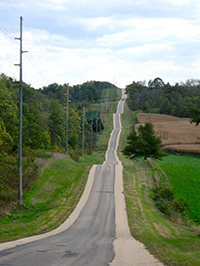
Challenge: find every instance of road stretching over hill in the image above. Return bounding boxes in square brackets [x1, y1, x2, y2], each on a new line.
[0, 90, 163, 266]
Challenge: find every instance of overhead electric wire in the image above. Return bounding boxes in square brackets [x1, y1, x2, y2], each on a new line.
[6, 0, 20, 17]
[3, 1, 52, 87]
[0, 23, 19, 45]
[24, 53, 50, 85]
[0, 20, 49, 86]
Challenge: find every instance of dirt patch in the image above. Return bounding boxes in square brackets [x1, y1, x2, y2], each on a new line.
[35, 152, 69, 174]
[153, 223, 170, 238]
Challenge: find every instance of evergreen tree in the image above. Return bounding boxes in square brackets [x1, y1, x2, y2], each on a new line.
[124, 122, 166, 161]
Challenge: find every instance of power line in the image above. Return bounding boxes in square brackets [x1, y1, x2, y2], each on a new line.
[0, 23, 19, 45]
[6, 0, 20, 17]
[22, 21, 54, 86]
[0, 23, 49, 86]
[3, 1, 50, 87]
[22, 19, 50, 86]
[0, 54, 14, 65]
[23, 21, 44, 53]
[24, 53, 50, 85]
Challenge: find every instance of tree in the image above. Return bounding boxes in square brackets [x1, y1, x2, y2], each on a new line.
[0, 119, 13, 148]
[123, 122, 166, 161]
[189, 96, 200, 125]
[48, 100, 65, 146]
[148, 77, 165, 88]
[0, 76, 18, 148]
[68, 108, 81, 149]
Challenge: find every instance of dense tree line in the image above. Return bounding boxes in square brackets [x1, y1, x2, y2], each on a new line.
[0, 74, 115, 157]
[39, 80, 117, 104]
[125, 77, 200, 119]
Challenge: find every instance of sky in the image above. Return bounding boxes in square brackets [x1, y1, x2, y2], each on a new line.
[1, 0, 200, 89]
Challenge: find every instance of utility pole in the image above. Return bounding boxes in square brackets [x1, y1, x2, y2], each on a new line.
[82, 107, 85, 156]
[65, 84, 69, 154]
[90, 117, 92, 155]
[14, 16, 27, 206]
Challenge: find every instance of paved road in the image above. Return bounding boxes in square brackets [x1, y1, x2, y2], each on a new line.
[0, 93, 125, 266]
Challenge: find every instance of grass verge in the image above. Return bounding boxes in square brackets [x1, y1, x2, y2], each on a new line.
[119, 103, 200, 266]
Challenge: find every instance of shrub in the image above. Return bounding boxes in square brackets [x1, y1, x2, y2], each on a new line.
[153, 184, 189, 223]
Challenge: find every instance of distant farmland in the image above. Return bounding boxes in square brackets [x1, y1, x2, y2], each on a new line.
[136, 113, 200, 155]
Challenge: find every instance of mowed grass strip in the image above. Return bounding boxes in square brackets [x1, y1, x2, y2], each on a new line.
[119, 105, 200, 265]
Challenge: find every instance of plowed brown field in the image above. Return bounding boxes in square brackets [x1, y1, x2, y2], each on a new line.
[135, 113, 200, 155]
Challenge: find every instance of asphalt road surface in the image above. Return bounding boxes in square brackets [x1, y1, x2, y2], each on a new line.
[0, 94, 125, 266]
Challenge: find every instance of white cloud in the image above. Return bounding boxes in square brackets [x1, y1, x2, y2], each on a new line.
[1, 0, 200, 88]
[163, 0, 191, 6]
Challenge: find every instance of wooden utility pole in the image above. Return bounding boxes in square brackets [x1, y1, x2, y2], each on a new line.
[15, 16, 27, 206]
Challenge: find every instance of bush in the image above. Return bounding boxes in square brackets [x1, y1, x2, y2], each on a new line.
[153, 184, 189, 223]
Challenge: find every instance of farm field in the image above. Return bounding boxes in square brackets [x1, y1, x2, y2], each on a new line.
[158, 154, 200, 224]
[136, 113, 200, 155]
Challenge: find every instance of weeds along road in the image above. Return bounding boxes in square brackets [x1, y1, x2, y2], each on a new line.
[0, 90, 162, 266]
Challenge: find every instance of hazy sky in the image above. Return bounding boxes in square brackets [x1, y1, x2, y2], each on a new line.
[1, 0, 200, 88]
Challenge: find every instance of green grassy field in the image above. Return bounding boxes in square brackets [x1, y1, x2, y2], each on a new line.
[159, 154, 200, 224]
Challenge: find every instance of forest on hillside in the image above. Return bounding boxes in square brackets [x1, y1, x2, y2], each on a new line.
[125, 77, 200, 123]
[0, 73, 117, 155]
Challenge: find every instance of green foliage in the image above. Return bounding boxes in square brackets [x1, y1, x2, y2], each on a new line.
[40, 80, 117, 104]
[189, 96, 200, 125]
[148, 77, 165, 88]
[153, 184, 189, 221]
[124, 122, 166, 160]
[0, 75, 18, 147]
[86, 110, 104, 133]
[125, 78, 200, 118]
[68, 108, 81, 148]
[0, 120, 13, 148]
[48, 100, 65, 146]
[0, 150, 40, 217]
